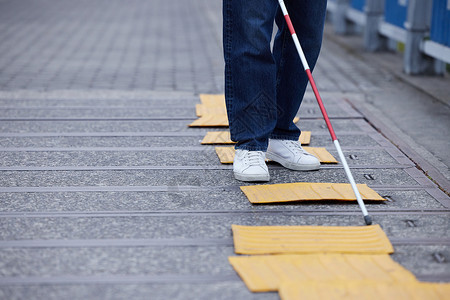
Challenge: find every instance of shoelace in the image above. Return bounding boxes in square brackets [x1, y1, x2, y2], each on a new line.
[285, 140, 306, 155]
[244, 151, 265, 166]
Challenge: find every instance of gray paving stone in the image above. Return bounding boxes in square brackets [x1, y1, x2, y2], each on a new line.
[0, 101, 360, 119]
[310, 134, 381, 147]
[0, 148, 410, 167]
[0, 120, 201, 134]
[326, 149, 413, 166]
[0, 168, 423, 187]
[264, 168, 422, 187]
[0, 245, 447, 279]
[0, 89, 284, 103]
[0, 246, 234, 277]
[1, 214, 448, 240]
[0, 282, 278, 300]
[391, 245, 450, 279]
[0, 189, 446, 212]
[0, 119, 370, 134]
[0, 107, 198, 119]
[0, 133, 382, 148]
[0, 0, 223, 93]
[0, 150, 220, 167]
[0, 136, 205, 148]
[0, 98, 199, 108]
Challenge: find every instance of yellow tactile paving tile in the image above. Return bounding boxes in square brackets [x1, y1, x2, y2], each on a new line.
[201, 131, 311, 145]
[231, 224, 394, 255]
[191, 115, 300, 127]
[240, 182, 385, 203]
[199, 93, 226, 107]
[195, 94, 300, 124]
[215, 147, 236, 164]
[305, 147, 337, 163]
[201, 131, 232, 144]
[299, 130, 311, 144]
[202, 131, 233, 144]
[279, 281, 450, 300]
[228, 254, 417, 292]
[214, 146, 336, 164]
[189, 115, 229, 127]
[195, 104, 227, 117]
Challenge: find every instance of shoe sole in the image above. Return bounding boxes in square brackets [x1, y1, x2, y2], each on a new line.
[234, 172, 270, 182]
[266, 152, 320, 171]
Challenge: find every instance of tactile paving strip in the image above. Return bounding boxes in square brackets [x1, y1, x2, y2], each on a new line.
[190, 116, 300, 127]
[214, 147, 235, 163]
[215, 146, 337, 164]
[232, 224, 394, 255]
[196, 104, 227, 117]
[199, 94, 226, 106]
[240, 182, 386, 203]
[201, 131, 234, 144]
[201, 131, 311, 145]
[228, 254, 416, 292]
[193, 94, 300, 126]
[279, 281, 450, 300]
[189, 115, 229, 127]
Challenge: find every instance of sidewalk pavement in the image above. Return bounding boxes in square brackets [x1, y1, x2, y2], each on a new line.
[0, 0, 449, 299]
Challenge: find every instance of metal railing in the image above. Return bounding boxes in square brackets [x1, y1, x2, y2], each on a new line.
[327, 0, 449, 75]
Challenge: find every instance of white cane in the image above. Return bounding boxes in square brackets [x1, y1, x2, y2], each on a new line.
[278, 0, 372, 225]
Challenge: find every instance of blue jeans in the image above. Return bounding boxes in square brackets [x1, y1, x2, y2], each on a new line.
[223, 0, 327, 151]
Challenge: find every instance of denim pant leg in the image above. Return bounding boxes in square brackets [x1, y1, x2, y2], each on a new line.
[223, 0, 279, 151]
[271, 0, 328, 141]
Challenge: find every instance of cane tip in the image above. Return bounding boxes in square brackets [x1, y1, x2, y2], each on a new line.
[364, 215, 373, 225]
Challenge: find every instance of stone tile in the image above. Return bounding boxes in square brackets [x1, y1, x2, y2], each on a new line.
[0, 148, 411, 167]
[0, 282, 277, 300]
[0, 119, 370, 134]
[1, 214, 448, 240]
[0, 189, 446, 212]
[0, 244, 447, 280]
[0, 168, 424, 187]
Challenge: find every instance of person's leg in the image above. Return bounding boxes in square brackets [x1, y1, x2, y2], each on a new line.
[271, 0, 328, 140]
[266, 0, 327, 171]
[223, 0, 278, 151]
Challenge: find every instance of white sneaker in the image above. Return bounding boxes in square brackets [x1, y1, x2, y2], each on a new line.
[233, 150, 270, 182]
[266, 139, 320, 171]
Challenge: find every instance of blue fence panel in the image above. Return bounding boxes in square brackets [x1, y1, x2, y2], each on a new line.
[430, 0, 450, 46]
[384, 0, 408, 28]
[351, 0, 365, 11]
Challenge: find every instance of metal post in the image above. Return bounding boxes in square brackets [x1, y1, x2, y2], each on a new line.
[333, 0, 351, 34]
[364, 0, 386, 51]
[404, 0, 439, 74]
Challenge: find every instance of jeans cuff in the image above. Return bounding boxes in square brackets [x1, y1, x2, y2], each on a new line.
[269, 134, 300, 141]
[235, 145, 267, 151]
